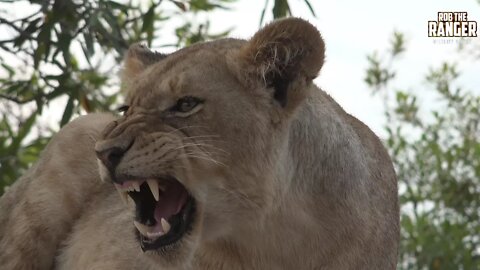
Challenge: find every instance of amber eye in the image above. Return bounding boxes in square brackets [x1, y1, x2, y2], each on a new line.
[171, 96, 203, 113]
[117, 105, 130, 115]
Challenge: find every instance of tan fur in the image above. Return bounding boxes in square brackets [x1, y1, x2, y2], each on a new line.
[0, 18, 399, 269]
[0, 114, 116, 269]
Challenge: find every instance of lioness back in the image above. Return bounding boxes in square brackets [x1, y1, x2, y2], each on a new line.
[0, 113, 115, 269]
[0, 18, 399, 270]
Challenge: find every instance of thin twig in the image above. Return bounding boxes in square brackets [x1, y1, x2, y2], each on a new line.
[0, 93, 35, 104]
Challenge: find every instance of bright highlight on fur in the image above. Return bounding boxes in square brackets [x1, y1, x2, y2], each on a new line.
[0, 18, 399, 269]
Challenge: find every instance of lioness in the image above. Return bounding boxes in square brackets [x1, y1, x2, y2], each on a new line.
[0, 18, 399, 269]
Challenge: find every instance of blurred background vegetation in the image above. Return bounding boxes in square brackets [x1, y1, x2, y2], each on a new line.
[0, 0, 478, 269]
[365, 33, 480, 269]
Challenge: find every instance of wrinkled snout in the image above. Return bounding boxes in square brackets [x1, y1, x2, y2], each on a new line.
[95, 146, 126, 173]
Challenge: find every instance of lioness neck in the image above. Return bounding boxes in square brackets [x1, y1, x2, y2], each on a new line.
[196, 87, 374, 269]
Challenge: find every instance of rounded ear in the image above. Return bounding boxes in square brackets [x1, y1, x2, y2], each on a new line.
[237, 18, 325, 108]
[121, 43, 167, 98]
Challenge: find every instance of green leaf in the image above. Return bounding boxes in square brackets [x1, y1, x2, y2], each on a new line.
[58, 32, 72, 65]
[272, 0, 290, 19]
[106, 1, 129, 13]
[171, 0, 188, 12]
[24, 17, 42, 34]
[142, 4, 155, 46]
[83, 32, 95, 58]
[0, 115, 14, 140]
[303, 0, 316, 17]
[1, 62, 16, 78]
[8, 112, 37, 153]
[60, 96, 75, 127]
[189, 0, 232, 11]
[33, 43, 46, 69]
[390, 31, 405, 57]
[259, 0, 269, 26]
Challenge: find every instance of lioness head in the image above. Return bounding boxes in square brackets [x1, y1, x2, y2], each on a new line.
[95, 18, 324, 267]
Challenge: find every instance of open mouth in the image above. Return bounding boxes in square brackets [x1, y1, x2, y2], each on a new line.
[114, 176, 196, 251]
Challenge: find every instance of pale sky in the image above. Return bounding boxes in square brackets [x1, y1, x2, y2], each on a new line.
[201, 0, 480, 136]
[2, 0, 480, 137]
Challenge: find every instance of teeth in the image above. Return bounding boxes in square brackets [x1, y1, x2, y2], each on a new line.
[146, 179, 160, 201]
[115, 185, 128, 205]
[133, 221, 150, 236]
[132, 182, 140, 192]
[134, 219, 166, 239]
[161, 218, 171, 233]
[146, 231, 164, 239]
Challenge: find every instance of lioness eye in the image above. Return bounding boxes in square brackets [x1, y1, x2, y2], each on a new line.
[117, 105, 130, 115]
[172, 96, 203, 113]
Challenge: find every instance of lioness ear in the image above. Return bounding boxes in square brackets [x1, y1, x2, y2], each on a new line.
[238, 18, 325, 108]
[121, 43, 166, 92]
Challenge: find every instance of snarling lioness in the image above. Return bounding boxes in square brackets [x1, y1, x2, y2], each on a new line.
[0, 18, 399, 269]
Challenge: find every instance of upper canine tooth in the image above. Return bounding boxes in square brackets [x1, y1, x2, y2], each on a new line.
[133, 221, 150, 236]
[115, 185, 128, 205]
[146, 179, 160, 201]
[161, 218, 171, 233]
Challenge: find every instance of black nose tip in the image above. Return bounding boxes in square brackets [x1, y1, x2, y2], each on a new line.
[96, 147, 125, 171]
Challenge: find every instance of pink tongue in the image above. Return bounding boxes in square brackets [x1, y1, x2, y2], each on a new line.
[154, 180, 188, 222]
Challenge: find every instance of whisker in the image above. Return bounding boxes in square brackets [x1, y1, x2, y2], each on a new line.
[175, 142, 230, 155]
[176, 153, 228, 168]
[87, 133, 98, 144]
[166, 125, 210, 135]
[183, 134, 222, 140]
[217, 186, 263, 210]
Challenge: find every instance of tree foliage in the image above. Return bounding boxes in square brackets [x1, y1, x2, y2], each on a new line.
[365, 33, 480, 269]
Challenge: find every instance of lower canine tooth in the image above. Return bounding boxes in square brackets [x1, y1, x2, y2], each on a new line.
[133, 221, 150, 236]
[161, 218, 171, 233]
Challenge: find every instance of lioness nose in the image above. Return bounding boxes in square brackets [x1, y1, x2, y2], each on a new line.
[96, 147, 125, 171]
